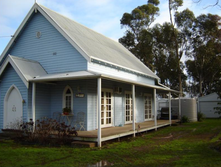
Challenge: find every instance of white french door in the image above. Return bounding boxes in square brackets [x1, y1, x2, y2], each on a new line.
[101, 89, 113, 127]
[125, 92, 133, 123]
[144, 94, 152, 120]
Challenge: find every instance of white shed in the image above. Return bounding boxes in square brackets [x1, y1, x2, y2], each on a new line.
[198, 93, 221, 118]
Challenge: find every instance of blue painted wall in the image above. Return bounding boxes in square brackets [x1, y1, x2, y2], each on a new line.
[0, 9, 156, 132]
[50, 80, 88, 129]
[7, 12, 87, 74]
[86, 79, 154, 130]
[35, 83, 51, 120]
[0, 64, 28, 130]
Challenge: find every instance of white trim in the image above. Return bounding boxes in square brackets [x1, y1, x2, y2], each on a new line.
[125, 91, 133, 124]
[132, 84, 136, 137]
[4, 85, 23, 128]
[97, 78, 102, 147]
[101, 88, 114, 128]
[153, 89, 157, 128]
[144, 93, 153, 121]
[0, 4, 38, 62]
[100, 74, 180, 94]
[62, 85, 74, 112]
[179, 94, 181, 120]
[0, 55, 29, 88]
[91, 56, 159, 80]
[32, 83, 36, 125]
[36, 5, 91, 62]
[0, 3, 90, 63]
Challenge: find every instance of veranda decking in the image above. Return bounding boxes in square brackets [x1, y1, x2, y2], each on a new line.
[73, 119, 179, 142]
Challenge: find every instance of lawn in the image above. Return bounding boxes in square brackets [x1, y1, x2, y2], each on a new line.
[0, 119, 221, 167]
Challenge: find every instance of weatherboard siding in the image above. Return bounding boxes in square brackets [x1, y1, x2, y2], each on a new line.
[8, 12, 87, 74]
[35, 83, 51, 120]
[0, 65, 28, 130]
[85, 79, 155, 130]
[87, 80, 97, 131]
[50, 80, 88, 129]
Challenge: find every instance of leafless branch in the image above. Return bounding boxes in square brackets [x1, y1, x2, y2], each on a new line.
[193, 0, 221, 9]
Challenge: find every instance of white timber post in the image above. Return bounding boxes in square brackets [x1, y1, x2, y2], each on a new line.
[153, 89, 157, 130]
[32, 82, 36, 131]
[179, 94, 181, 121]
[169, 92, 172, 125]
[97, 78, 102, 147]
[132, 84, 136, 137]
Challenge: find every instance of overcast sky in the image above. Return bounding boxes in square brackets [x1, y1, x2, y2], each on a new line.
[0, 0, 220, 56]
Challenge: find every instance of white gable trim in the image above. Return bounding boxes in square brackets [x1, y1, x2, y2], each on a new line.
[0, 3, 90, 63]
[0, 55, 29, 88]
[0, 4, 37, 62]
[37, 5, 91, 62]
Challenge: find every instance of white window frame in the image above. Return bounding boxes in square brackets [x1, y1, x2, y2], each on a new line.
[101, 88, 113, 128]
[62, 85, 73, 113]
[125, 91, 133, 124]
[144, 93, 153, 121]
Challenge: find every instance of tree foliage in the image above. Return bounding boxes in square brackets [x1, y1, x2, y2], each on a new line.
[185, 14, 221, 96]
[119, 0, 160, 70]
[119, 0, 221, 97]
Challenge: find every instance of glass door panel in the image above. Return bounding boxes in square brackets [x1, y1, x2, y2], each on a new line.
[101, 89, 113, 127]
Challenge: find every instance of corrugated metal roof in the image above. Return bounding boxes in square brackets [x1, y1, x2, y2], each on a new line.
[10, 55, 47, 80]
[0, 55, 47, 88]
[31, 70, 179, 94]
[38, 4, 159, 79]
[32, 71, 100, 81]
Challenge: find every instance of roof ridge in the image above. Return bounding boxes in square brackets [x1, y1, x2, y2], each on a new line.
[37, 4, 121, 45]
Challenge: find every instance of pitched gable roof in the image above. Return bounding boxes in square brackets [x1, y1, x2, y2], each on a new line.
[0, 3, 159, 80]
[0, 55, 47, 88]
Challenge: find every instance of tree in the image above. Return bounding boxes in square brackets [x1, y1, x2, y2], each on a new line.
[185, 14, 221, 96]
[193, 0, 221, 8]
[119, 0, 160, 71]
[120, 0, 192, 93]
[214, 77, 221, 116]
[151, 22, 187, 91]
[168, 0, 184, 93]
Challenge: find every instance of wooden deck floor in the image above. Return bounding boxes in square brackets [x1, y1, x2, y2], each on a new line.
[73, 119, 178, 142]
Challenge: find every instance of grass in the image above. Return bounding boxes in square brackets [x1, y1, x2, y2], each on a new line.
[0, 119, 221, 167]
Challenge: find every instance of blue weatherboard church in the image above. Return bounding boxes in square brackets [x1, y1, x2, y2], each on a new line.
[0, 3, 179, 146]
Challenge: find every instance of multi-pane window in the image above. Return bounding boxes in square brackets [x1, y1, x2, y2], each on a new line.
[101, 90, 112, 127]
[125, 92, 133, 123]
[63, 86, 73, 111]
[65, 88, 72, 109]
[144, 95, 152, 120]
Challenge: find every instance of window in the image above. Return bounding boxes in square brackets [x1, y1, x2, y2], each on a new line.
[125, 92, 133, 123]
[63, 86, 73, 111]
[144, 94, 152, 120]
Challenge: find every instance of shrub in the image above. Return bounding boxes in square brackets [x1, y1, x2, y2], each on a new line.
[197, 112, 205, 122]
[8, 117, 78, 145]
[181, 115, 189, 123]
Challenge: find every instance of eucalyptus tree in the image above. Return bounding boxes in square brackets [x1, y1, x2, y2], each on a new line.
[119, 0, 160, 71]
[193, 0, 221, 8]
[168, 0, 186, 93]
[185, 13, 221, 96]
[151, 22, 187, 90]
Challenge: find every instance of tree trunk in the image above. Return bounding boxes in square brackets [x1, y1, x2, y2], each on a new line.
[168, 0, 183, 94]
[199, 74, 203, 96]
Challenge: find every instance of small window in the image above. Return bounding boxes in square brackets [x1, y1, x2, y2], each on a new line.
[63, 86, 73, 111]
[36, 31, 41, 38]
